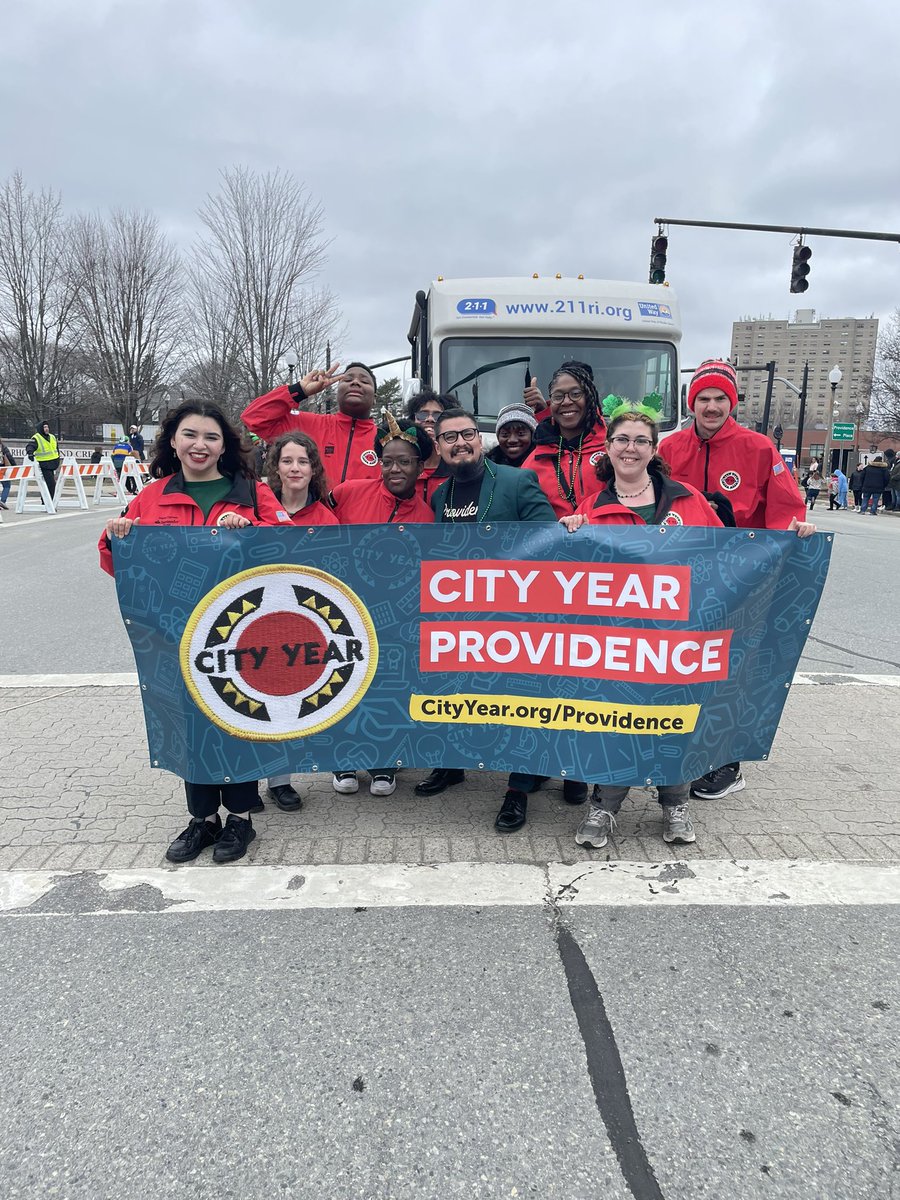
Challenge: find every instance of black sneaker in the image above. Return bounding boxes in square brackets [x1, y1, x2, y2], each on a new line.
[166, 814, 222, 863]
[691, 764, 746, 800]
[212, 815, 257, 863]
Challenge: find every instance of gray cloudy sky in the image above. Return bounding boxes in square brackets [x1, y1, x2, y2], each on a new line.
[3, 0, 897, 381]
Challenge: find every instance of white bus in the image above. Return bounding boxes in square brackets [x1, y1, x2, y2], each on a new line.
[407, 276, 683, 435]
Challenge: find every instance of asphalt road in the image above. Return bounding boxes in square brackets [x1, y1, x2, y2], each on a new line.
[2, 503, 898, 678]
[0, 903, 896, 1200]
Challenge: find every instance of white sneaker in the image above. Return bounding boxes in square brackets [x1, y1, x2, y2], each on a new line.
[332, 771, 359, 794]
[369, 772, 397, 796]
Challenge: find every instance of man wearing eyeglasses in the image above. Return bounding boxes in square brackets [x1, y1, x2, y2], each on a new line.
[416, 409, 572, 819]
[428, 408, 555, 524]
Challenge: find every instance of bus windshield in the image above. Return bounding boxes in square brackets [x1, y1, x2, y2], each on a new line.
[440, 337, 678, 431]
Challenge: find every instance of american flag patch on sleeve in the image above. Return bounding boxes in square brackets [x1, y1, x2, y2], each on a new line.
[773, 462, 784, 475]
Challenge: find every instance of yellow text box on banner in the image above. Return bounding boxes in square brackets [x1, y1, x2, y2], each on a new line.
[409, 693, 700, 735]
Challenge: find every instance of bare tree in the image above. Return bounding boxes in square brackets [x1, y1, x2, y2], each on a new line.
[290, 286, 346, 377]
[872, 309, 900, 430]
[180, 266, 245, 416]
[0, 172, 81, 425]
[72, 208, 182, 428]
[193, 167, 330, 398]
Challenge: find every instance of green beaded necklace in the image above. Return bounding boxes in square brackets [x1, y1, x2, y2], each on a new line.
[446, 460, 497, 523]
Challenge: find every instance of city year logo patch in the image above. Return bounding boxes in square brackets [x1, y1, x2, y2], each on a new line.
[589, 451, 605, 466]
[180, 566, 378, 740]
[660, 511, 684, 526]
[719, 470, 741, 492]
[360, 448, 379, 467]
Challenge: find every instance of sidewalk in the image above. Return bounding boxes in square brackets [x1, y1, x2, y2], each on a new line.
[1, 682, 897, 872]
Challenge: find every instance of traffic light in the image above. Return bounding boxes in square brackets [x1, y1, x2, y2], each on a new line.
[649, 234, 668, 284]
[790, 244, 812, 293]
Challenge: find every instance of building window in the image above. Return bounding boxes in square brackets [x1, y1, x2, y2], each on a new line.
[809, 443, 824, 461]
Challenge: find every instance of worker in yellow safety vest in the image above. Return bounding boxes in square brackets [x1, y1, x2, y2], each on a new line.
[26, 421, 61, 499]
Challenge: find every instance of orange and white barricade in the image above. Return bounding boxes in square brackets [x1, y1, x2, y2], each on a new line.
[53, 455, 91, 510]
[88, 456, 129, 507]
[120, 456, 149, 495]
[0, 461, 57, 515]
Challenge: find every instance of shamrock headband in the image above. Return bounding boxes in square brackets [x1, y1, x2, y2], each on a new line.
[378, 409, 419, 448]
[601, 393, 664, 424]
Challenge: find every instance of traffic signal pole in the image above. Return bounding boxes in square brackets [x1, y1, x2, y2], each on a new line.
[652, 218, 900, 244]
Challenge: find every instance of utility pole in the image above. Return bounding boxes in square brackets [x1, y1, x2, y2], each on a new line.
[794, 362, 810, 465]
[759, 361, 777, 438]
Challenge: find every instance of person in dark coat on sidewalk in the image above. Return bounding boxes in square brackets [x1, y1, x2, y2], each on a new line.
[860, 456, 890, 516]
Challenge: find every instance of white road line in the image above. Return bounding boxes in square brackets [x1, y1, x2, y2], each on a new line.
[3, 671, 900, 690]
[0, 860, 896, 915]
[0, 508, 110, 529]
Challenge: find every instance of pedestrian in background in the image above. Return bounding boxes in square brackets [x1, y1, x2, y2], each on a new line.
[803, 469, 822, 509]
[860, 456, 890, 516]
[889, 457, 900, 512]
[849, 465, 864, 511]
[0, 436, 14, 509]
[406, 389, 456, 504]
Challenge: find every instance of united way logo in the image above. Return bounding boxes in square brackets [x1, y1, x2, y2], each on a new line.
[180, 566, 378, 740]
[720, 470, 741, 492]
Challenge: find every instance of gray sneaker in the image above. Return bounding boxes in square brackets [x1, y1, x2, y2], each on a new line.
[662, 803, 696, 844]
[575, 805, 616, 849]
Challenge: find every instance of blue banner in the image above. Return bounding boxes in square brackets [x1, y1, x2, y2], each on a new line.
[112, 524, 830, 785]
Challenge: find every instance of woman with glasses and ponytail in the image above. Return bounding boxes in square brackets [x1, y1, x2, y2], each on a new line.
[521, 360, 607, 517]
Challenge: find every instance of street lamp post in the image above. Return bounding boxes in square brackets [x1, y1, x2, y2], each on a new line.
[853, 401, 866, 461]
[827, 365, 843, 474]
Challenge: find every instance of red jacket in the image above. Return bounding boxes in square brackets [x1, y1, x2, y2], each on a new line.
[574, 472, 723, 528]
[521, 419, 607, 517]
[241, 384, 379, 489]
[662, 419, 804, 530]
[331, 479, 435, 524]
[418, 461, 451, 506]
[283, 498, 339, 526]
[98, 472, 289, 575]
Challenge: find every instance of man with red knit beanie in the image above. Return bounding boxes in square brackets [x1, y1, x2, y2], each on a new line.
[664, 357, 814, 800]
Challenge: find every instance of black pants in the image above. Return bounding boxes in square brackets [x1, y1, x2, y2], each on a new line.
[38, 461, 57, 498]
[184, 780, 259, 818]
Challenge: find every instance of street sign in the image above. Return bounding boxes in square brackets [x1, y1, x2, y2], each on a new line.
[831, 423, 854, 441]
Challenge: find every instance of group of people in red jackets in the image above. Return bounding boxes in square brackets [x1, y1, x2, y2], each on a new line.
[100, 355, 815, 866]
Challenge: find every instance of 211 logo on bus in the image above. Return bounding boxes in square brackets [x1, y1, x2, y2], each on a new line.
[456, 298, 496, 315]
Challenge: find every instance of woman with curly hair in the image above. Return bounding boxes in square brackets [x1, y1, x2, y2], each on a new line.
[99, 401, 289, 866]
[265, 431, 338, 526]
[521, 360, 607, 516]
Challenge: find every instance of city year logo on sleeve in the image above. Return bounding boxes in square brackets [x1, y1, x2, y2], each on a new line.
[180, 566, 378, 740]
[660, 510, 684, 526]
[360, 448, 379, 467]
[719, 470, 741, 492]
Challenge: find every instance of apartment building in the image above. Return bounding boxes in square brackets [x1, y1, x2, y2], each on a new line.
[729, 311, 878, 432]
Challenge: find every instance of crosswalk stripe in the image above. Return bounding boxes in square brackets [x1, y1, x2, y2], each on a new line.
[0, 860, 896, 915]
